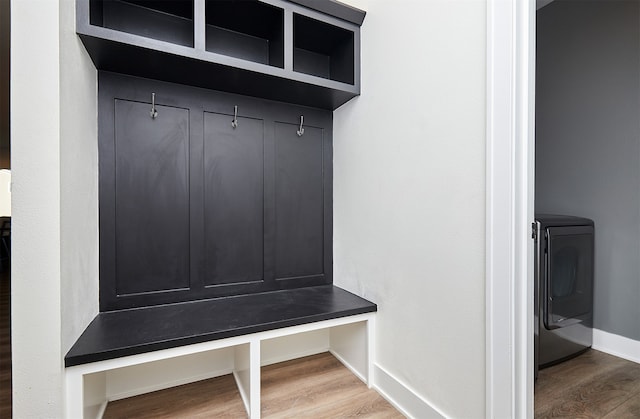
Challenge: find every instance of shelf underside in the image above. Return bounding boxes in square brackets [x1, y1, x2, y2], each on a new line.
[80, 34, 357, 110]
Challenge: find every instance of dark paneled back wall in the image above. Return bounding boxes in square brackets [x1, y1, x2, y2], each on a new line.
[99, 72, 333, 311]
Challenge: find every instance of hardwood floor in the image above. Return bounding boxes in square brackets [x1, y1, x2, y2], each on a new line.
[103, 373, 247, 418]
[535, 349, 640, 418]
[0, 267, 10, 419]
[260, 353, 401, 418]
[104, 352, 403, 418]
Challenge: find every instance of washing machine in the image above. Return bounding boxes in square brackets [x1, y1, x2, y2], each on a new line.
[534, 215, 594, 376]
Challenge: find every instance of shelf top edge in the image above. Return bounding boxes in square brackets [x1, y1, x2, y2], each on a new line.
[286, 0, 366, 25]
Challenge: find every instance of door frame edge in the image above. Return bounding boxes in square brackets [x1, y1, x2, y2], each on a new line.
[485, 0, 535, 417]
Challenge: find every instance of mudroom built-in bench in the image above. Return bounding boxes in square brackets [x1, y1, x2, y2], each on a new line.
[65, 1, 374, 417]
[65, 286, 376, 418]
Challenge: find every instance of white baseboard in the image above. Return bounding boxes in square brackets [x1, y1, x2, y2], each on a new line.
[372, 364, 446, 419]
[592, 329, 640, 364]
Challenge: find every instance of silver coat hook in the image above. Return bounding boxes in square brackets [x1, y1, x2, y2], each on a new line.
[232, 105, 238, 129]
[296, 115, 305, 137]
[150, 93, 158, 119]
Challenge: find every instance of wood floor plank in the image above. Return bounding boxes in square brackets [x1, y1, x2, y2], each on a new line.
[103, 352, 403, 418]
[103, 374, 247, 419]
[261, 352, 345, 387]
[603, 391, 640, 419]
[535, 349, 640, 419]
[261, 353, 364, 416]
[266, 384, 403, 419]
[535, 349, 629, 403]
[260, 352, 403, 418]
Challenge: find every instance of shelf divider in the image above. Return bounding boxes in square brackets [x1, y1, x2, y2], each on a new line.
[284, 9, 294, 72]
[194, 0, 206, 51]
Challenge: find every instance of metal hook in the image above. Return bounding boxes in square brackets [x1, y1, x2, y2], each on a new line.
[296, 115, 305, 137]
[232, 105, 238, 129]
[150, 93, 158, 119]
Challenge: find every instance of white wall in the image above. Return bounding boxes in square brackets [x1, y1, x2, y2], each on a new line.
[11, 0, 63, 415]
[334, 0, 487, 417]
[11, 0, 98, 416]
[59, 0, 99, 354]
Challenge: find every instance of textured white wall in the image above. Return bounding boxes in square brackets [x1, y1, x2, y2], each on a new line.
[11, 0, 63, 416]
[59, 0, 99, 354]
[333, 1, 487, 417]
[11, 0, 98, 416]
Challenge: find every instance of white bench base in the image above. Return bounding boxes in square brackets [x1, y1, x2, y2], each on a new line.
[65, 313, 375, 419]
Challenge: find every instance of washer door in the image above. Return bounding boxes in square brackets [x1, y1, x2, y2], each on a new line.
[544, 225, 594, 330]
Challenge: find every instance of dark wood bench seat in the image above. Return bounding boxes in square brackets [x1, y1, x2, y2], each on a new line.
[65, 285, 377, 367]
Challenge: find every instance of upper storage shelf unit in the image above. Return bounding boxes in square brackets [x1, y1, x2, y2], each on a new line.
[78, 0, 365, 110]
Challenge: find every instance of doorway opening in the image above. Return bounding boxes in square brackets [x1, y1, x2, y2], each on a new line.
[534, 1, 640, 416]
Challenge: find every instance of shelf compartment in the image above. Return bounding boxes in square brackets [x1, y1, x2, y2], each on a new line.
[90, 0, 194, 47]
[293, 13, 354, 84]
[205, 0, 284, 68]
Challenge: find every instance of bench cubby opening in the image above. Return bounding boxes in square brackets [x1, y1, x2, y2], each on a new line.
[71, 340, 254, 419]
